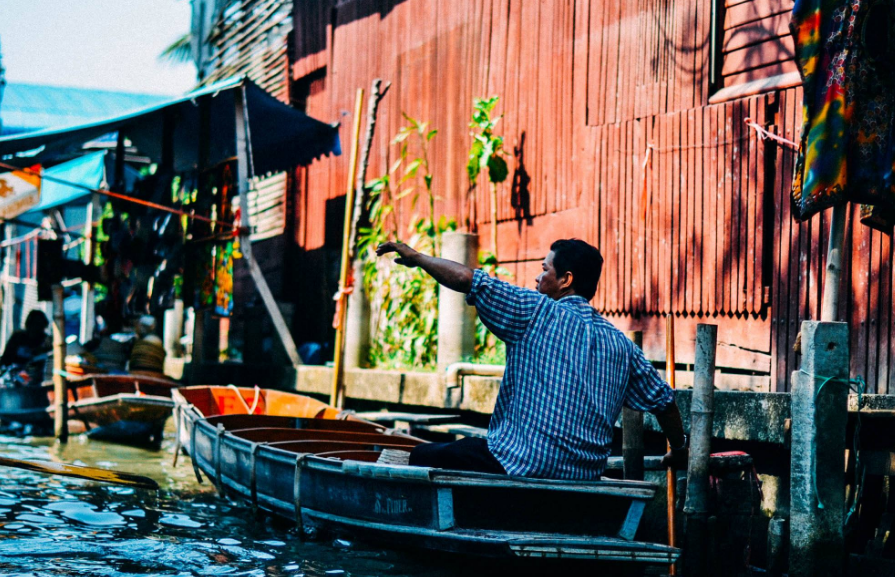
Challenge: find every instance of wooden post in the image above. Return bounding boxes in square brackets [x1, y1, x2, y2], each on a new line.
[683, 323, 717, 577]
[234, 84, 303, 369]
[820, 203, 847, 322]
[666, 314, 677, 575]
[330, 88, 365, 408]
[79, 197, 96, 344]
[52, 284, 67, 442]
[622, 330, 645, 481]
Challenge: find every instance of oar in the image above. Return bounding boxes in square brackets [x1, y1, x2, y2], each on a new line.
[0, 456, 159, 490]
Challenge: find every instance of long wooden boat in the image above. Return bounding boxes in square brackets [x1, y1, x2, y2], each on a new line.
[174, 385, 680, 564]
[47, 373, 179, 444]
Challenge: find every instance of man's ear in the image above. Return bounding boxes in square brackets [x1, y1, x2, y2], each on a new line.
[560, 270, 574, 290]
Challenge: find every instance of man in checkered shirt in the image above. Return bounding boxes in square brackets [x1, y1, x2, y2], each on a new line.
[377, 238, 687, 479]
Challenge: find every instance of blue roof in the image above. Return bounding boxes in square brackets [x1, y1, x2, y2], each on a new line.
[1, 83, 170, 136]
[0, 76, 341, 175]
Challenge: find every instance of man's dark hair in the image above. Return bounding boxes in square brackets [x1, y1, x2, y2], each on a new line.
[550, 239, 604, 300]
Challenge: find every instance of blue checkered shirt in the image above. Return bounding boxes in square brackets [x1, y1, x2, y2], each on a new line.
[466, 269, 675, 480]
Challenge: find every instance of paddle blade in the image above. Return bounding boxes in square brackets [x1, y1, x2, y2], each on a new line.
[0, 456, 159, 490]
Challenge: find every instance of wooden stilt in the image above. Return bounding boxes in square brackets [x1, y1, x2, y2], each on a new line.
[52, 284, 67, 442]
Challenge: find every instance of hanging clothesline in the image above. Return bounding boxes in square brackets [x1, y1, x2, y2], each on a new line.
[0, 160, 239, 231]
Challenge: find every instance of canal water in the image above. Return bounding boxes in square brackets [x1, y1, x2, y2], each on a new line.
[0, 430, 465, 577]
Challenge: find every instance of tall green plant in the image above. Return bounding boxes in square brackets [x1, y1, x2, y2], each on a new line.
[467, 97, 509, 262]
[358, 114, 456, 369]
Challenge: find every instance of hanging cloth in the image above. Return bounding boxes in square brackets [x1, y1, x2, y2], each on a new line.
[791, 0, 895, 232]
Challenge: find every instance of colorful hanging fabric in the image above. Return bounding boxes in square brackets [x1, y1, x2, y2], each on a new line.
[791, 0, 895, 232]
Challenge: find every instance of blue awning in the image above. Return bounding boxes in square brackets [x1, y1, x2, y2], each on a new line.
[26, 151, 106, 213]
[0, 76, 341, 175]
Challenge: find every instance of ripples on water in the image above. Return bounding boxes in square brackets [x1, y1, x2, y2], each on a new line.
[0, 432, 460, 577]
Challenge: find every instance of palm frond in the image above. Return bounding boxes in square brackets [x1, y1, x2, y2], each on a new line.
[159, 33, 192, 65]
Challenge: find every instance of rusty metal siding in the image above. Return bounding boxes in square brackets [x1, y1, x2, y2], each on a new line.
[289, 0, 893, 393]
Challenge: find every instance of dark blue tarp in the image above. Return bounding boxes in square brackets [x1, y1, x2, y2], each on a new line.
[0, 76, 341, 175]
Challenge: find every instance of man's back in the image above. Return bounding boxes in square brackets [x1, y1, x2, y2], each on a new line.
[467, 270, 674, 479]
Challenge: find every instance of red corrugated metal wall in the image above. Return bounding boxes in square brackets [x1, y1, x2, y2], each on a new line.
[289, 0, 893, 394]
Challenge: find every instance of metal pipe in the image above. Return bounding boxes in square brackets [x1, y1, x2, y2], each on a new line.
[444, 362, 504, 390]
[683, 323, 717, 577]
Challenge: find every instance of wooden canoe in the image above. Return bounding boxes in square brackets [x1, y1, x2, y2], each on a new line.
[173, 385, 680, 564]
[47, 373, 179, 444]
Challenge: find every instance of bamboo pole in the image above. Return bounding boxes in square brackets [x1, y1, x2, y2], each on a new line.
[666, 314, 677, 575]
[330, 88, 365, 408]
[52, 284, 68, 442]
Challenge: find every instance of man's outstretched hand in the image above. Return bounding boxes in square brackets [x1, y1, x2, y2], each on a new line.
[376, 241, 421, 267]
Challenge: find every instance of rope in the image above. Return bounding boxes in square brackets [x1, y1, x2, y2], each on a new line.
[799, 369, 866, 529]
[0, 160, 237, 229]
[744, 117, 799, 150]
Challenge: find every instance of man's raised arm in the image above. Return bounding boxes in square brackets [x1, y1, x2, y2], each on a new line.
[376, 241, 473, 293]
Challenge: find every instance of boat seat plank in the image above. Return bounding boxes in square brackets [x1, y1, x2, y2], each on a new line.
[266, 440, 414, 454]
[355, 411, 460, 424]
[227, 427, 423, 446]
[205, 414, 384, 433]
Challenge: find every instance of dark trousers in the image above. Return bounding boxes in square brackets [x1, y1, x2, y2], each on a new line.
[409, 437, 506, 474]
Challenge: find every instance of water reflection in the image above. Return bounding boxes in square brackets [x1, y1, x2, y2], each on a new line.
[0, 430, 458, 577]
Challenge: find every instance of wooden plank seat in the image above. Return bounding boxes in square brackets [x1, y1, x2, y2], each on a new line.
[265, 440, 415, 454]
[204, 414, 384, 433]
[226, 427, 424, 446]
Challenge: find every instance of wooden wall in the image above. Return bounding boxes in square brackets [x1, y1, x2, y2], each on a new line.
[289, 0, 893, 394]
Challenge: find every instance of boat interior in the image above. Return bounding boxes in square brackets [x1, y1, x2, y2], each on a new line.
[178, 386, 339, 419]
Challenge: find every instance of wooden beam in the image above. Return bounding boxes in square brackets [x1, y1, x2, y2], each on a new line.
[235, 85, 303, 369]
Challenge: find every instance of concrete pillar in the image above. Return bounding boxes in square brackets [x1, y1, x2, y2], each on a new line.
[344, 260, 370, 368]
[437, 232, 478, 372]
[790, 321, 849, 577]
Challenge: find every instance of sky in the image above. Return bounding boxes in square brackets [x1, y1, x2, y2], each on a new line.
[1, 0, 197, 96]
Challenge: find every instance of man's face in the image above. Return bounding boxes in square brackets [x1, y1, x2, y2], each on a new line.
[536, 251, 568, 300]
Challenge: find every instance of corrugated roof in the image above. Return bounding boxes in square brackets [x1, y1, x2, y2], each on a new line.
[0, 83, 170, 135]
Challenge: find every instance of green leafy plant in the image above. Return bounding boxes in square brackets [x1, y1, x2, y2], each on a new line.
[358, 114, 456, 369]
[467, 97, 509, 262]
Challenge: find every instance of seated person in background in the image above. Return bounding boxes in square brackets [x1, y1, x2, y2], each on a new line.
[0, 310, 50, 368]
[129, 315, 166, 375]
